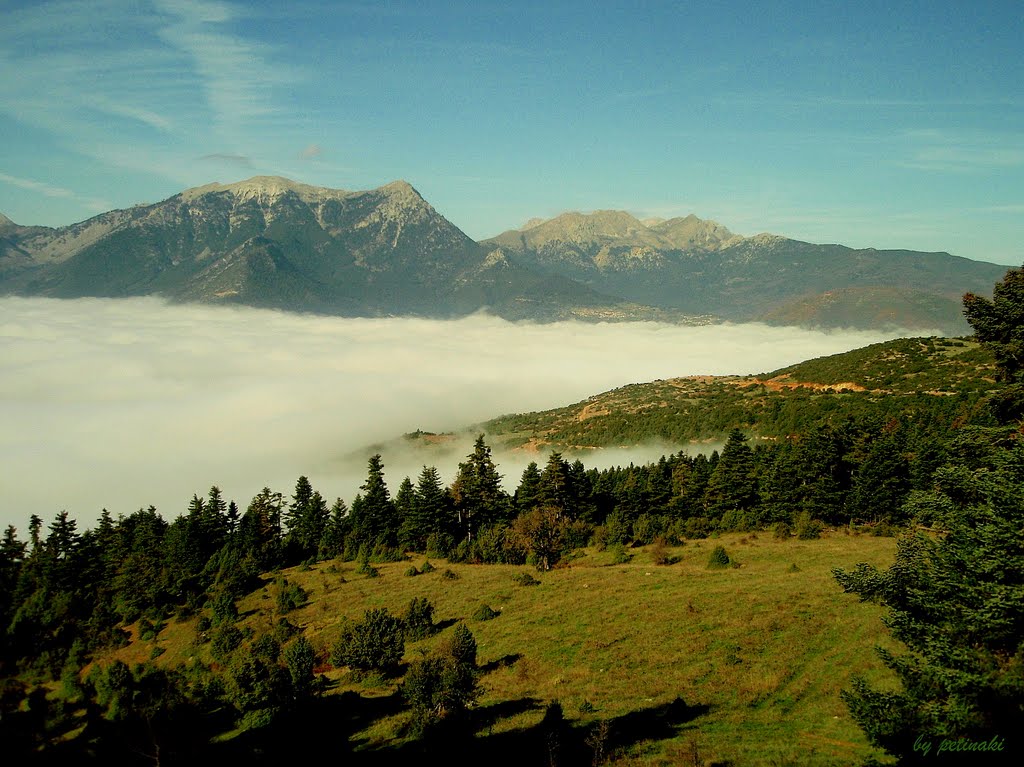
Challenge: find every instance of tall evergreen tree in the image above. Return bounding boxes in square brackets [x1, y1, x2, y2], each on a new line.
[703, 429, 758, 527]
[451, 436, 509, 541]
[351, 455, 397, 546]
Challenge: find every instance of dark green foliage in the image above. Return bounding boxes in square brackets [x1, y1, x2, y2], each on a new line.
[350, 455, 398, 547]
[513, 571, 540, 587]
[403, 597, 435, 641]
[210, 590, 239, 625]
[452, 435, 511, 540]
[440, 568, 459, 581]
[275, 578, 307, 614]
[793, 511, 824, 540]
[706, 545, 731, 569]
[331, 608, 405, 674]
[772, 521, 791, 540]
[404, 565, 419, 577]
[834, 426, 1024, 764]
[471, 603, 499, 621]
[283, 636, 316, 700]
[608, 542, 631, 564]
[402, 635, 480, 736]
[441, 623, 478, 668]
[419, 559, 436, 573]
[210, 624, 244, 662]
[704, 429, 758, 521]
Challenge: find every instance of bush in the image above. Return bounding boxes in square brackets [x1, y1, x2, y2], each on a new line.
[331, 608, 404, 674]
[419, 560, 436, 573]
[211, 624, 244, 662]
[609, 542, 631, 564]
[441, 568, 459, 581]
[439, 623, 477, 667]
[706, 545, 731, 569]
[403, 597, 435, 641]
[512, 572, 539, 587]
[794, 511, 824, 540]
[650, 536, 674, 565]
[682, 517, 713, 539]
[405, 565, 419, 577]
[276, 578, 308, 614]
[772, 521, 791, 540]
[402, 646, 479, 735]
[471, 604, 499, 621]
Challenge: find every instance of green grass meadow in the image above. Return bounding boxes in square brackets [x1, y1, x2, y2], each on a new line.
[130, 531, 898, 765]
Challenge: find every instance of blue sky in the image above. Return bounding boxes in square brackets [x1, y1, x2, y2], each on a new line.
[1, 0, 1022, 263]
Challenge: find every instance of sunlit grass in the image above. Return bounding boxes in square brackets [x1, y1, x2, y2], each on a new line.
[124, 531, 897, 764]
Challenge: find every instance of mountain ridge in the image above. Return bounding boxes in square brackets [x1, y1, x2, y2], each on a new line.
[0, 176, 1010, 332]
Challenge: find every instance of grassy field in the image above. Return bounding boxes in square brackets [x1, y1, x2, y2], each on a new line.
[125, 531, 899, 765]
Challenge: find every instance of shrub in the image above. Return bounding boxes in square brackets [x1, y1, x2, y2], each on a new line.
[211, 624, 244, 662]
[682, 517, 713, 539]
[512, 571, 539, 586]
[471, 604, 499, 621]
[441, 568, 459, 581]
[211, 590, 239, 625]
[402, 654, 478, 735]
[405, 565, 419, 577]
[772, 521, 791, 540]
[794, 511, 824, 540]
[706, 545, 731, 569]
[609, 542, 631, 564]
[650, 536, 674, 565]
[276, 578, 308, 614]
[419, 560, 436, 573]
[439, 623, 477, 667]
[403, 597, 435, 641]
[331, 608, 404, 674]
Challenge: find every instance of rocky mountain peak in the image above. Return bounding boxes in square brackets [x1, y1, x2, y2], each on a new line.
[0, 212, 14, 228]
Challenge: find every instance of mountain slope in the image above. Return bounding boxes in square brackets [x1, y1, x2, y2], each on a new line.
[1, 177, 680, 322]
[484, 215, 1007, 333]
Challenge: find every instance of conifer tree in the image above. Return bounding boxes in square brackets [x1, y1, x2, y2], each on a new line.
[451, 436, 509, 541]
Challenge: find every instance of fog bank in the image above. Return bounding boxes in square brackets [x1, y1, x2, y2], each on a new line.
[0, 297, 907, 532]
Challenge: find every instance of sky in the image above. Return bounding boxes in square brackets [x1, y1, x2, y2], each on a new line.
[0, 297, 903, 532]
[1, 0, 1022, 264]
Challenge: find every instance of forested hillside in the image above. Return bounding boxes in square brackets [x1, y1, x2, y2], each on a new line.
[3, 268, 1023, 764]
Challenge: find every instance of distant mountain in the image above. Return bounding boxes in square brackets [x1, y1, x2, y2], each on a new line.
[0, 177, 690, 322]
[483, 212, 1008, 334]
[0, 178, 1010, 332]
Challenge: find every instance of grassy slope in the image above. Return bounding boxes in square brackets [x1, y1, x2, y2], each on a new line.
[128, 532, 898, 765]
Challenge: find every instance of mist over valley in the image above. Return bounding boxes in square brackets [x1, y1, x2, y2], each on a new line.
[0, 296, 903, 532]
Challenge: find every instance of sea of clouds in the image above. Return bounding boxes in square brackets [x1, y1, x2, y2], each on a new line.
[0, 297, 910, 533]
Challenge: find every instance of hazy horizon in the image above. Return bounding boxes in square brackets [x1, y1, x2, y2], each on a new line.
[1, 296, 915, 534]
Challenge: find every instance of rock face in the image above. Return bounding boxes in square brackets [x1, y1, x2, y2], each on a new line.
[0, 178, 1008, 332]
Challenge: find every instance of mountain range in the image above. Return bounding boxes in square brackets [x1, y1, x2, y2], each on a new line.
[0, 176, 1009, 332]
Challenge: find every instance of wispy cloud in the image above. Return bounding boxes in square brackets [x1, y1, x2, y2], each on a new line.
[300, 143, 323, 159]
[154, 0, 295, 134]
[199, 153, 254, 167]
[0, 172, 112, 212]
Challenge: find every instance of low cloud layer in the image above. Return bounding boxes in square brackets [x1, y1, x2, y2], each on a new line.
[0, 297, 905, 533]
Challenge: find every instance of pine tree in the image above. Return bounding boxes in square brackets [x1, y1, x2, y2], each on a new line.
[351, 455, 397, 547]
[703, 429, 758, 527]
[515, 461, 543, 512]
[451, 436, 509, 541]
[834, 427, 1024, 764]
